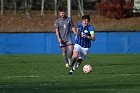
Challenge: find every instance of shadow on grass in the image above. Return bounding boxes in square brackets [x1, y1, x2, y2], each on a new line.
[0, 81, 140, 93]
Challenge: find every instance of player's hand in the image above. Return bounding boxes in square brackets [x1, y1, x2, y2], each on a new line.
[81, 33, 87, 38]
[58, 38, 62, 43]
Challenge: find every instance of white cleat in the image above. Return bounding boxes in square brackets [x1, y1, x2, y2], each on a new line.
[65, 63, 69, 67]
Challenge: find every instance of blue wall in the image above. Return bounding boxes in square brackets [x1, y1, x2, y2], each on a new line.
[91, 32, 140, 54]
[0, 32, 140, 54]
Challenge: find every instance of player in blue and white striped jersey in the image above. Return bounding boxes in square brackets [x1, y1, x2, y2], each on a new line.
[69, 15, 95, 75]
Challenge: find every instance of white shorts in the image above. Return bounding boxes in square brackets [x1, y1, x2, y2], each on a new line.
[74, 44, 89, 60]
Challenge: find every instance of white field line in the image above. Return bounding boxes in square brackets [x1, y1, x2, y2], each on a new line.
[113, 73, 140, 76]
[0, 85, 13, 89]
[97, 73, 140, 76]
[6, 75, 40, 78]
[1, 73, 140, 79]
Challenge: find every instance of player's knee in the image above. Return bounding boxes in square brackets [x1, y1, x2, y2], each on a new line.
[72, 54, 78, 59]
[72, 51, 78, 59]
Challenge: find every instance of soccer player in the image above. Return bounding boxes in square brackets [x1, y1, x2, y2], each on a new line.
[54, 9, 78, 67]
[69, 15, 95, 75]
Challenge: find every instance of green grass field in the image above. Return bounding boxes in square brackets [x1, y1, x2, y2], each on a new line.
[0, 54, 140, 93]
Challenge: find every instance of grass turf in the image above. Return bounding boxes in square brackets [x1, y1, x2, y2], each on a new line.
[0, 54, 140, 93]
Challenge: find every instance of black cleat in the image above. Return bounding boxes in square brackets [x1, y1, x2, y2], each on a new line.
[68, 69, 74, 75]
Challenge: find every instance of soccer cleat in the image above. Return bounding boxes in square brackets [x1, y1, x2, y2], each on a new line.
[65, 63, 69, 67]
[68, 70, 74, 75]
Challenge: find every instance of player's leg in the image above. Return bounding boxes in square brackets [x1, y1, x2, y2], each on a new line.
[69, 45, 88, 75]
[66, 39, 74, 65]
[60, 40, 69, 67]
[72, 47, 89, 72]
[71, 50, 78, 66]
[60, 40, 71, 67]
[67, 44, 73, 65]
[69, 52, 82, 75]
[70, 59, 82, 73]
[69, 43, 80, 67]
[69, 44, 80, 75]
[73, 59, 82, 70]
[61, 46, 69, 67]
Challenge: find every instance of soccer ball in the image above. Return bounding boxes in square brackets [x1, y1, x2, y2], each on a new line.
[83, 64, 92, 74]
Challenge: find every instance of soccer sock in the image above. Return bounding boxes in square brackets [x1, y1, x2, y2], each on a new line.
[68, 53, 71, 59]
[68, 50, 73, 59]
[73, 62, 79, 70]
[68, 54, 72, 63]
[71, 58, 76, 67]
[63, 55, 68, 63]
[69, 62, 79, 73]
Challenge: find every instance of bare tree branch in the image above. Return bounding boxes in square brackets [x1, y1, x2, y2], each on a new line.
[78, 0, 84, 16]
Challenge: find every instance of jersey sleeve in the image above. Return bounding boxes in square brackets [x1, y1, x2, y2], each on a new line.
[68, 17, 74, 27]
[88, 25, 95, 35]
[54, 19, 59, 28]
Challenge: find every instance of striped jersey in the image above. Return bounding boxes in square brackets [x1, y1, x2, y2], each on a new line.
[75, 22, 94, 48]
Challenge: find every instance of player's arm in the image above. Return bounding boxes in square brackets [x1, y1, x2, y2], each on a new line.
[54, 19, 62, 43]
[55, 28, 61, 43]
[86, 25, 95, 40]
[69, 17, 78, 37]
[72, 27, 78, 37]
[87, 31, 95, 41]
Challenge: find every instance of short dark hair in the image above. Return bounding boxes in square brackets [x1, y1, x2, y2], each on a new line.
[82, 15, 90, 22]
[58, 8, 65, 12]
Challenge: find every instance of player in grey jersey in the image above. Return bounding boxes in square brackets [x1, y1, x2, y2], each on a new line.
[54, 9, 78, 67]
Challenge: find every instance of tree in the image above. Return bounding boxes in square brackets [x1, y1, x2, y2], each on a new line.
[12, 0, 17, 14]
[67, 0, 71, 17]
[77, 0, 84, 16]
[96, 0, 133, 19]
[20, 0, 25, 10]
[25, 0, 32, 16]
[1, 0, 4, 15]
[41, 0, 45, 15]
[57, 0, 67, 9]
[54, 0, 57, 16]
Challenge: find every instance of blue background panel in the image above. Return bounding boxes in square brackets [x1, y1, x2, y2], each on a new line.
[0, 32, 140, 54]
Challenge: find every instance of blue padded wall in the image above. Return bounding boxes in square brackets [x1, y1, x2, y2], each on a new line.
[0, 32, 140, 54]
